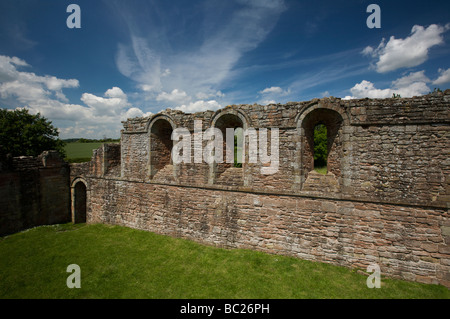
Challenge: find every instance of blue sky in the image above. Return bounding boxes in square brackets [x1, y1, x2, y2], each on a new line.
[0, 0, 449, 138]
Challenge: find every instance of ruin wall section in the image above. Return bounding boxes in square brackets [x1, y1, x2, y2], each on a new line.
[70, 92, 450, 287]
[0, 151, 71, 236]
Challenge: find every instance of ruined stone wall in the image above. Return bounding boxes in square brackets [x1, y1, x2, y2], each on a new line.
[71, 91, 450, 287]
[0, 151, 71, 236]
[84, 178, 449, 286]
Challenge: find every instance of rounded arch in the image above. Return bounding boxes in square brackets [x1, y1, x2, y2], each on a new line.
[210, 108, 251, 130]
[146, 113, 177, 133]
[295, 101, 348, 192]
[295, 100, 349, 129]
[71, 177, 88, 224]
[71, 176, 89, 189]
[208, 109, 250, 186]
[147, 114, 177, 180]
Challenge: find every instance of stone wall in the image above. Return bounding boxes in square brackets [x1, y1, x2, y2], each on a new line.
[0, 151, 71, 236]
[83, 178, 449, 286]
[70, 91, 450, 287]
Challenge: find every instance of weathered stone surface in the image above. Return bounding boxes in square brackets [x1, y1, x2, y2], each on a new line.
[69, 93, 450, 288]
[0, 151, 70, 236]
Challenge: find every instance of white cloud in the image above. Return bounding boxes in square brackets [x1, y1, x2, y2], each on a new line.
[139, 84, 155, 92]
[162, 68, 171, 77]
[175, 100, 222, 113]
[361, 46, 374, 56]
[260, 99, 277, 105]
[433, 68, 450, 85]
[44, 76, 79, 91]
[0, 54, 150, 138]
[260, 86, 283, 94]
[363, 24, 449, 73]
[81, 87, 131, 117]
[105, 86, 127, 99]
[0, 55, 79, 105]
[349, 80, 393, 99]
[348, 71, 431, 99]
[195, 90, 225, 100]
[156, 89, 190, 105]
[258, 86, 290, 104]
[121, 107, 153, 121]
[0, 56, 29, 79]
[259, 86, 290, 96]
[392, 70, 430, 87]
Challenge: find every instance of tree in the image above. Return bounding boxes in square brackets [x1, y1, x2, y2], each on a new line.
[0, 108, 66, 158]
[234, 134, 242, 168]
[313, 124, 327, 168]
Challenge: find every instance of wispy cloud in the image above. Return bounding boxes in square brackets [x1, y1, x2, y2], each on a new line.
[116, 37, 163, 93]
[0, 1, 38, 52]
[285, 62, 369, 100]
[109, 0, 287, 112]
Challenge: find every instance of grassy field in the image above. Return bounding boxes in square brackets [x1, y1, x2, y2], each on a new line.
[64, 142, 103, 162]
[0, 223, 448, 299]
[314, 166, 328, 175]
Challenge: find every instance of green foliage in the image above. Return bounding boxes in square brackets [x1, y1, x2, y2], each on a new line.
[234, 134, 242, 168]
[430, 88, 443, 94]
[392, 93, 402, 98]
[0, 108, 66, 158]
[313, 124, 327, 169]
[314, 166, 328, 175]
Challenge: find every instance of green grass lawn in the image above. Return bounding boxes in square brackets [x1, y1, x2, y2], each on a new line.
[64, 142, 103, 162]
[0, 223, 448, 299]
[314, 166, 328, 175]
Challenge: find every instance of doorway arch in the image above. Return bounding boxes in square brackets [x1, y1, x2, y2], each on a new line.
[71, 178, 88, 223]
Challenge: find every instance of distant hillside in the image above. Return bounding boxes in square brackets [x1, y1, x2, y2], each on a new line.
[62, 138, 120, 143]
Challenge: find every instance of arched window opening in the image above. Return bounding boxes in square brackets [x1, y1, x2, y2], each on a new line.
[213, 113, 244, 186]
[313, 123, 328, 174]
[299, 107, 343, 193]
[150, 118, 173, 179]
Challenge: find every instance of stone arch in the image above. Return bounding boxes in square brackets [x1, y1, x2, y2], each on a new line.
[146, 114, 177, 133]
[71, 177, 88, 224]
[147, 114, 176, 180]
[295, 100, 349, 127]
[210, 108, 251, 130]
[209, 109, 250, 186]
[296, 101, 349, 192]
